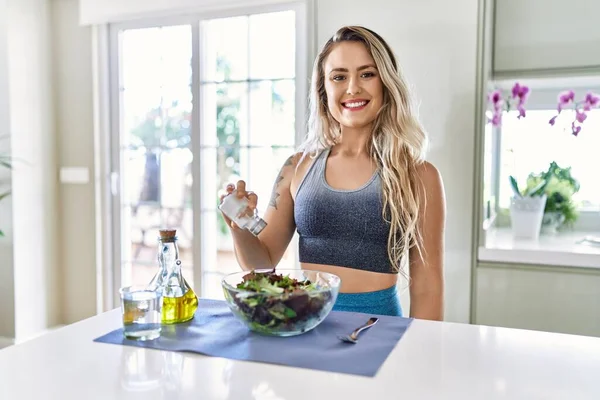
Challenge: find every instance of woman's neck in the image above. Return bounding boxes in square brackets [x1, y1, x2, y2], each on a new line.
[335, 125, 372, 156]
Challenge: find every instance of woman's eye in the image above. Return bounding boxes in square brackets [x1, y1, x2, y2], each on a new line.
[332, 75, 346, 81]
[361, 72, 376, 78]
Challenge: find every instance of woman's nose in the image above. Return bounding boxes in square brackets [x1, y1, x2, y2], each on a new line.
[346, 76, 362, 95]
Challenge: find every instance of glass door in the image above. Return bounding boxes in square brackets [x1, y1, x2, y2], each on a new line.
[112, 24, 195, 289]
[110, 7, 302, 301]
[197, 11, 298, 299]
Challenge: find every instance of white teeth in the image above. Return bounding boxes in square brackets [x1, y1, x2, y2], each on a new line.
[344, 101, 367, 108]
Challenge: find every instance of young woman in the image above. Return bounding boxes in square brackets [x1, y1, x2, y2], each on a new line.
[220, 26, 446, 320]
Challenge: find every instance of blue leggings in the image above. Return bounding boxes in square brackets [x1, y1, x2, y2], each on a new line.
[332, 285, 403, 317]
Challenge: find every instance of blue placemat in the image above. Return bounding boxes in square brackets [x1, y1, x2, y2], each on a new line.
[94, 299, 412, 377]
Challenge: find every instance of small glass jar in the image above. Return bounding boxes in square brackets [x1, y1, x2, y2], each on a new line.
[219, 192, 267, 236]
[147, 229, 198, 324]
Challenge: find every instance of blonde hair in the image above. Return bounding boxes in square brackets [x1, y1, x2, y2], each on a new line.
[298, 26, 428, 274]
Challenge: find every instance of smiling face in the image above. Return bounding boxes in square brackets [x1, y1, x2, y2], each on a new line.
[323, 41, 384, 132]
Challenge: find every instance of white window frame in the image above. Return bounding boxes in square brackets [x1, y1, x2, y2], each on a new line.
[488, 76, 600, 232]
[94, 0, 316, 310]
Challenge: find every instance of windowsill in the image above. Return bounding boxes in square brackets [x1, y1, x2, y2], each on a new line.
[478, 228, 600, 269]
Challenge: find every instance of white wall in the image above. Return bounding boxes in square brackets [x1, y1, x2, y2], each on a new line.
[0, 0, 97, 342]
[317, 0, 479, 323]
[52, 0, 97, 324]
[0, 0, 16, 341]
[5, 0, 60, 342]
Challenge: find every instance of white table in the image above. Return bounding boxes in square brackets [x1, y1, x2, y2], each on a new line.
[1, 308, 599, 399]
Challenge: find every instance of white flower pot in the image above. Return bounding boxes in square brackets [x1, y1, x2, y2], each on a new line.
[509, 195, 547, 240]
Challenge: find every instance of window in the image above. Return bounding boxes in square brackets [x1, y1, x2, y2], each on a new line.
[110, 4, 307, 302]
[499, 109, 600, 211]
[116, 25, 194, 291]
[198, 11, 299, 299]
[489, 78, 600, 231]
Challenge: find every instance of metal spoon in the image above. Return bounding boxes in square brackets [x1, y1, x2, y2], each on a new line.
[337, 317, 379, 344]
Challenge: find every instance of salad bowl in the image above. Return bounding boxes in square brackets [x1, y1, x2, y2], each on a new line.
[221, 268, 341, 336]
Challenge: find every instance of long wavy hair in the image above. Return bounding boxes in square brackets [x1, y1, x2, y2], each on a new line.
[298, 26, 429, 274]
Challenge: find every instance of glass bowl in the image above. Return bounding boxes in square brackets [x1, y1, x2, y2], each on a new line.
[221, 269, 341, 337]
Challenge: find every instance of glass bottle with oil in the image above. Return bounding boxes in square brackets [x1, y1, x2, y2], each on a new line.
[149, 229, 198, 324]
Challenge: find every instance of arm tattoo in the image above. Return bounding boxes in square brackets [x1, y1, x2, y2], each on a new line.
[268, 175, 284, 209]
[268, 156, 294, 210]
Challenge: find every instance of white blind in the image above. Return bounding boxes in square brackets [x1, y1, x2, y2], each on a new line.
[494, 0, 600, 74]
[78, 0, 293, 25]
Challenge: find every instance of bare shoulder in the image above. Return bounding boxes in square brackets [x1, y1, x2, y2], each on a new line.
[274, 152, 302, 179]
[414, 161, 446, 208]
[276, 152, 304, 181]
[415, 161, 442, 183]
[289, 151, 305, 168]
[289, 150, 322, 197]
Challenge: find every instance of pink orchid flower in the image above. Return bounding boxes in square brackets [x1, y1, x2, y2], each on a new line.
[557, 90, 575, 112]
[487, 83, 530, 127]
[549, 90, 599, 136]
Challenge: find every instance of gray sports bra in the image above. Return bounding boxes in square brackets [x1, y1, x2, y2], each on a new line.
[293, 148, 396, 274]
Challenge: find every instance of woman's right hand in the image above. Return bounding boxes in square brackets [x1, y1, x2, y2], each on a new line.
[219, 180, 259, 231]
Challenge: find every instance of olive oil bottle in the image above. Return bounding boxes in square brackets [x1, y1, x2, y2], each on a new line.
[149, 229, 198, 324]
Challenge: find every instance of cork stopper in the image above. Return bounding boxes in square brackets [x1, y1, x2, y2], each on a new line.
[158, 229, 177, 242]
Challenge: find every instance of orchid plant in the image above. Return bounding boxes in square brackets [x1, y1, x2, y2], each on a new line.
[487, 82, 530, 127]
[487, 83, 535, 198]
[548, 90, 600, 136]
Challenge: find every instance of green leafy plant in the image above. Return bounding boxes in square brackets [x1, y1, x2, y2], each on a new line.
[509, 175, 548, 198]
[525, 162, 580, 226]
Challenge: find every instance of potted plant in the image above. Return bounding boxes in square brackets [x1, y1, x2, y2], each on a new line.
[524, 162, 580, 234]
[508, 175, 548, 239]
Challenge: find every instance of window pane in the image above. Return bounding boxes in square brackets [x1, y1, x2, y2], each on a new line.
[135, 223, 193, 288]
[121, 90, 162, 149]
[121, 27, 162, 89]
[201, 145, 296, 274]
[202, 272, 227, 300]
[499, 109, 600, 209]
[121, 25, 192, 148]
[122, 204, 195, 287]
[245, 146, 295, 218]
[201, 211, 242, 274]
[122, 88, 192, 149]
[249, 11, 295, 79]
[123, 203, 160, 286]
[204, 206, 296, 275]
[199, 147, 240, 213]
[483, 123, 495, 218]
[201, 82, 248, 146]
[249, 79, 295, 146]
[160, 147, 193, 207]
[122, 147, 147, 206]
[118, 25, 194, 289]
[201, 16, 249, 82]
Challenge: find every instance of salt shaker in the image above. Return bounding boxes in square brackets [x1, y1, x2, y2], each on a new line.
[219, 192, 267, 236]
